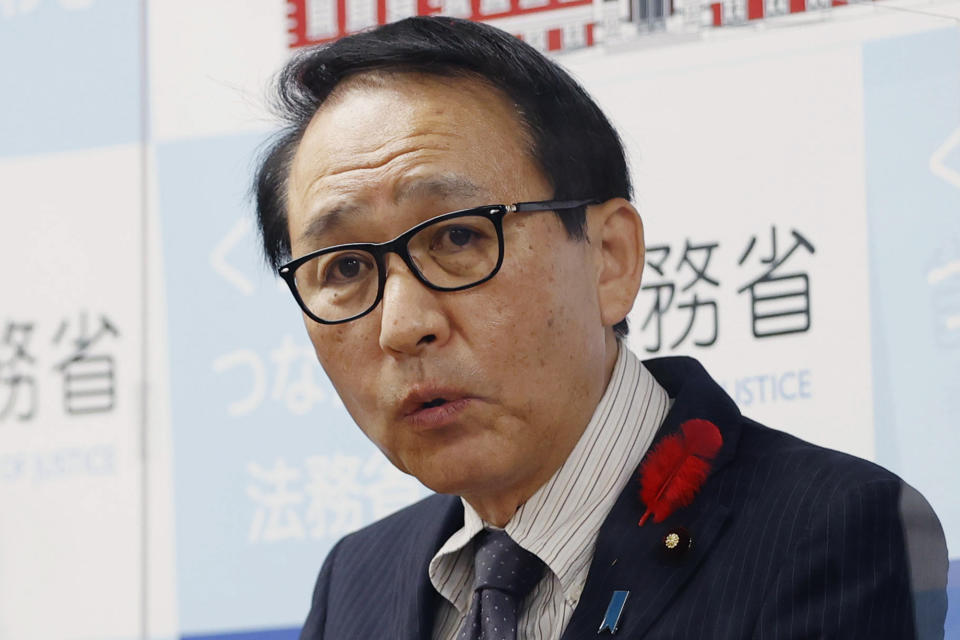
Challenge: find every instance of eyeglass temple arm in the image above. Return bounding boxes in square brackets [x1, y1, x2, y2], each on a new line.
[512, 198, 601, 213]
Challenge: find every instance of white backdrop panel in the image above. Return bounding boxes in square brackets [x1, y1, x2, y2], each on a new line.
[0, 146, 144, 640]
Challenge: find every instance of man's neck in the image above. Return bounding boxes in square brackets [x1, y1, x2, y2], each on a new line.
[463, 334, 621, 527]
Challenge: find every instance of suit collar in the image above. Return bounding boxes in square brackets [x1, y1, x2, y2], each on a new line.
[643, 355, 743, 474]
[561, 355, 743, 638]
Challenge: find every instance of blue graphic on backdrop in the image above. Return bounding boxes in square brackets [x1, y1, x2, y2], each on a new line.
[0, 0, 141, 157]
[862, 27, 960, 635]
[158, 134, 427, 636]
[719, 369, 812, 407]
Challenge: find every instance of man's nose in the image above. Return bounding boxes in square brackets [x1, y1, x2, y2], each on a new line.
[378, 253, 451, 356]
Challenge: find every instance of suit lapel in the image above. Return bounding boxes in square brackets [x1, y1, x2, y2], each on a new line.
[562, 481, 731, 638]
[391, 495, 465, 640]
[562, 356, 743, 638]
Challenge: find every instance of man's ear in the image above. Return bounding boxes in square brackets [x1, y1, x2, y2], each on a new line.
[586, 198, 645, 329]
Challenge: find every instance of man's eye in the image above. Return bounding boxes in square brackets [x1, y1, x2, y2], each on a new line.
[446, 227, 475, 247]
[432, 225, 485, 252]
[321, 254, 373, 284]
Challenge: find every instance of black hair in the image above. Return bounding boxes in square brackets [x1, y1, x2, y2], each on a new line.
[254, 16, 632, 336]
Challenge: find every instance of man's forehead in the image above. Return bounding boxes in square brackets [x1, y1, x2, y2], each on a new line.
[289, 74, 509, 189]
[295, 173, 487, 246]
[285, 70, 549, 254]
[292, 71, 535, 173]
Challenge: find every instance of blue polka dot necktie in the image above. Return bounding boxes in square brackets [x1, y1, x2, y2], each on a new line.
[457, 529, 546, 640]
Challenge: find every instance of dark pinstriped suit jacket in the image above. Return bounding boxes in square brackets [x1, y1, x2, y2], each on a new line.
[300, 356, 948, 639]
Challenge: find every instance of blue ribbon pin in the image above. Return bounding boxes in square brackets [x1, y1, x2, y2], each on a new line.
[597, 590, 629, 634]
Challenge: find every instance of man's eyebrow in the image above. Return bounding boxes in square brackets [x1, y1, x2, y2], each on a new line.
[298, 203, 361, 247]
[393, 175, 483, 204]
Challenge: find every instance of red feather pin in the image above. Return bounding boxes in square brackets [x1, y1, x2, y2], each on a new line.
[637, 419, 723, 526]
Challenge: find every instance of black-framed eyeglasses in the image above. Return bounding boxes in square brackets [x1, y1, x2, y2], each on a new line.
[279, 198, 598, 325]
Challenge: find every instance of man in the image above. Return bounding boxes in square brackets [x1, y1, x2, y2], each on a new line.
[254, 16, 948, 639]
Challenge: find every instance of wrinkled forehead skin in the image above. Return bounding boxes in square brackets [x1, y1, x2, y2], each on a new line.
[285, 71, 544, 249]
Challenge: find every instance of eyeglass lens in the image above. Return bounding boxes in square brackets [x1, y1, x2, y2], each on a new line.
[293, 214, 500, 322]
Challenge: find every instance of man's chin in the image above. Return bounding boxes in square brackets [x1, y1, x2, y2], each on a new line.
[390, 430, 524, 495]
[411, 469, 485, 497]
[409, 457, 519, 502]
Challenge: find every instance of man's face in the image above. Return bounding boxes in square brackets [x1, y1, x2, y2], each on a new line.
[286, 73, 613, 507]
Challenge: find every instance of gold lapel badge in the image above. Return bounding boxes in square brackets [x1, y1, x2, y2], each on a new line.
[662, 526, 692, 561]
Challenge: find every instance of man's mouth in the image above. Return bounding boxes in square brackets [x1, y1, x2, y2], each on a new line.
[399, 387, 472, 421]
[399, 388, 476, 430]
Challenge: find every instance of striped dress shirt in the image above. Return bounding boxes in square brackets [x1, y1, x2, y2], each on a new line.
[428, 345, 670, 640]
